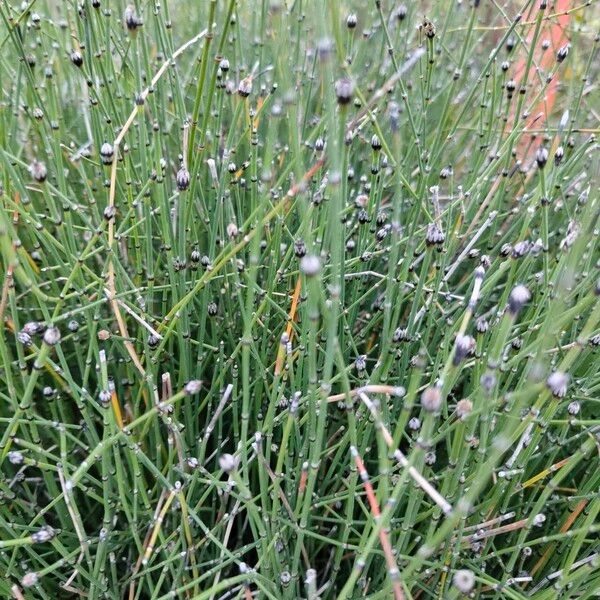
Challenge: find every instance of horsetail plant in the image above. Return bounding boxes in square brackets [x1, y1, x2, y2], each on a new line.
[0, 0, 599, 598]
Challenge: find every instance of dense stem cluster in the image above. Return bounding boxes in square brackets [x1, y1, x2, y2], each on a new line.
[0, 1, 598, 598]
